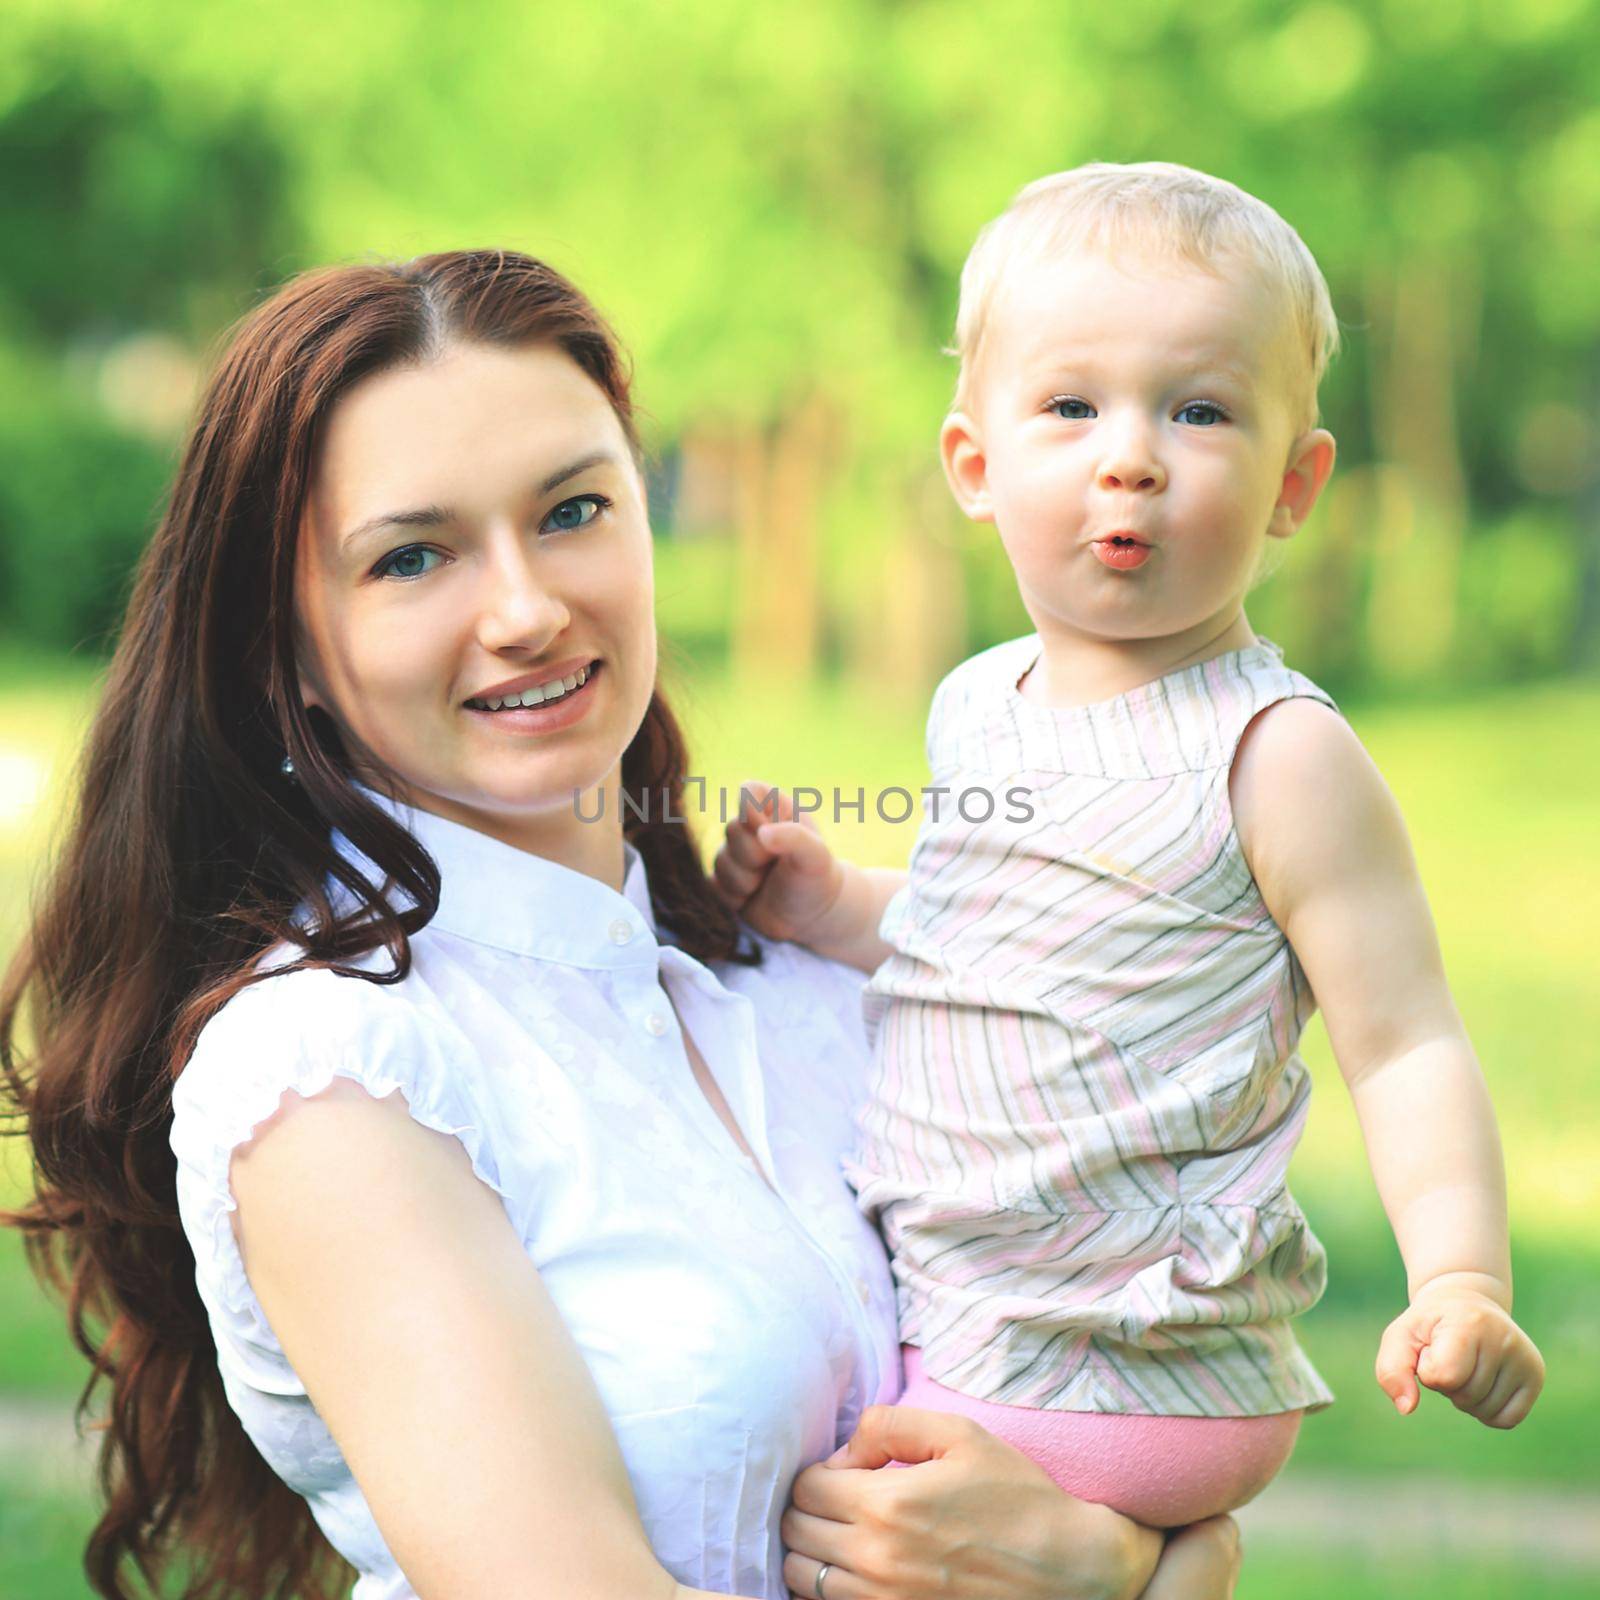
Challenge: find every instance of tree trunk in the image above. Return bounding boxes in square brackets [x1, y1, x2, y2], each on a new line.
[730, 399, 831, 685]
[1284, 462, 1372, 688]
[1364, 249, 1479, 684]
[847, 466, 966, 708]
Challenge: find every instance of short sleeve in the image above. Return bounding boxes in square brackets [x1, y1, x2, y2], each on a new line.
[169, 964, 514, 1395]
[923, 656, 966, 779]
[924, 635, 1038, 781]
[1215, 654, 1341, 769]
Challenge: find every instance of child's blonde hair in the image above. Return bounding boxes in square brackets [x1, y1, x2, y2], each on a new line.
[953, 162, 1339, 429]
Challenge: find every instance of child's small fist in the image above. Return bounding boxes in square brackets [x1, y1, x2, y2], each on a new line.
[1375, 1289, 1544, 1429]
[711, 781, 844, 944]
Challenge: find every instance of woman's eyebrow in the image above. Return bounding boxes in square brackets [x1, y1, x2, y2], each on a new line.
[338, 450, 624, 552]
[340, 502, 451, 552]
[537, 448, 620, 495]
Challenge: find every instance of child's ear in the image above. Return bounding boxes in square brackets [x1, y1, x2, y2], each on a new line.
[1269, 428, 1337, 540]
[940, 411, 996, 524]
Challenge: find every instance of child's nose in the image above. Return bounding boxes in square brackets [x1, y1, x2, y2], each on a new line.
[1096, 455, 1167, 493]
[1095, 415, 1168, 494]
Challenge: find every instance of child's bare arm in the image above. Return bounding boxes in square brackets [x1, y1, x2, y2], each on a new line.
[712, 782, 906, 973]
[1230, 699, 1544, 1429]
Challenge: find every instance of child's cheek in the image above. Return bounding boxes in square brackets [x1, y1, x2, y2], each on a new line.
[998, 522, 1074, 607]
[1008, 448, 1079, 531]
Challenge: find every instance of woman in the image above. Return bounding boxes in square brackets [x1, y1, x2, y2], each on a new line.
[1, 251, 1239, 1599]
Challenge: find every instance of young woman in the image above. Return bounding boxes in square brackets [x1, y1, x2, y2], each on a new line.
[2, 250, 1240, 1600]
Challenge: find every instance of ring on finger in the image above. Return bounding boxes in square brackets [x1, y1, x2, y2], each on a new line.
[814, 1561, 833, 1599]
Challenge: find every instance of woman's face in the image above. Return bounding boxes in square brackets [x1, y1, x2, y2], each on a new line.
[294, 341, 656, 852]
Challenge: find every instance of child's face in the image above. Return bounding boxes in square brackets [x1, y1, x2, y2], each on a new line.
[943, 249, 1334, 653]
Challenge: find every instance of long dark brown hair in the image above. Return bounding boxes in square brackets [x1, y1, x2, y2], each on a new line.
[0, 250, 757, 1600]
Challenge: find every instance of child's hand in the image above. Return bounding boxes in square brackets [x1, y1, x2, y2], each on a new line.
[1375, 1284, 1545, 1428]
[712, 781, 845, 946]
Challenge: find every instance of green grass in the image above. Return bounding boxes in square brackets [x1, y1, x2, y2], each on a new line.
[0, 1235, 89, 1396]
[2, 655, 1598, 1596]
[2, 1481, 1595, 1600]
[1237, 1546, 1600, 1599]
[0, 1483, 100, 1600]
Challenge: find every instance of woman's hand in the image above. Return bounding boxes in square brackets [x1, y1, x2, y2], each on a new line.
[780, 1404, 1236, 1600]
[781, 1405, 1241, 1600]
[1138, 1517, 1242, 1599]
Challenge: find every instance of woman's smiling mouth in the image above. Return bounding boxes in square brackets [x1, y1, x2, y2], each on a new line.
[463, 659, 603, 729]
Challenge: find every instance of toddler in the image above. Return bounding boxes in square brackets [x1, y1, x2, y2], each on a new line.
[716, 163, 1544, 1528]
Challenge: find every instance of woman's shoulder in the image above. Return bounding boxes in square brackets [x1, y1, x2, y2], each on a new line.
[170, 952, 519, 1316]
[167, 954, 522, 1405]
[170, 954, 481, 1175]
[181, 950, 452, 1071]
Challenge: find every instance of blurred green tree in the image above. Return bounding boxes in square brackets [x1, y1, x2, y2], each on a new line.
[1, 0, 1596, 690]
[0, 26, 301, 650]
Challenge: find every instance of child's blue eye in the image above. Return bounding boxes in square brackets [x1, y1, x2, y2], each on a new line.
[542, 494, 609, 533]
[1175, 401, 1229, 427]
[1049, 396, 1096, 420]
[374, 545, 445, 581]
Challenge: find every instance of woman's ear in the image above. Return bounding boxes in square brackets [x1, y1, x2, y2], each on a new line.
[289, 620, 331, 717]
[939, 412, 996, 524]
[1268, 428, 1337, 540]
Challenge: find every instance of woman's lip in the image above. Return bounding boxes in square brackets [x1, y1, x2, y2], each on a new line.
[464, 655, 598, 706]
[463, 660, 602, 731]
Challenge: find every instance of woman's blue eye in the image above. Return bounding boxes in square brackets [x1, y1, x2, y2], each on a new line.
[1176, 401, 1228, 427]
[1050, 396, 1096, 420]
[374, 545, 444, 580]
[542, 494, 608, 533]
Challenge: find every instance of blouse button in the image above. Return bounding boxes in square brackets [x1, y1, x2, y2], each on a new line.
[855, 1278, 872, 1306]
[644, 1011, 670, 1037]
[609, 918, 633, 945]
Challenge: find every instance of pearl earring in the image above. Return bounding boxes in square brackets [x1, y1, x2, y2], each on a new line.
[280, 755, 296, 779]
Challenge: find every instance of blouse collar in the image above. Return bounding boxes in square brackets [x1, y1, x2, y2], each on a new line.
[339, 786, 662, 970]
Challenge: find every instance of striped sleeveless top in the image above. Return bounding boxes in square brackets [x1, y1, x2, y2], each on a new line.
[846, 635, 1337, 1418]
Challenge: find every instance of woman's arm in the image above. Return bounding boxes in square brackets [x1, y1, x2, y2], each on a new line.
[780, 1406, 1240, 1600]
[230, 1075, 729, 1600]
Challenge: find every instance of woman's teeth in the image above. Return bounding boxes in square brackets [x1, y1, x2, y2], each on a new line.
[470, 664, 590, 711]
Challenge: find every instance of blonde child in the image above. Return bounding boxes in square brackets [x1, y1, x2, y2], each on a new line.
[715, 162, 1543, 1531]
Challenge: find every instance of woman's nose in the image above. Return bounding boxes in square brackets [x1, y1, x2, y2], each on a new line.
[476, 550, 571, 652]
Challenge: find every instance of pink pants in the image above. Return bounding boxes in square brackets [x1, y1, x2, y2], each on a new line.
[895, 1346, 1302, 1528]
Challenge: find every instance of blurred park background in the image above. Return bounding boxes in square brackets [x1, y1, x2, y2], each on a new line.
[1, 0, 1597, 1595]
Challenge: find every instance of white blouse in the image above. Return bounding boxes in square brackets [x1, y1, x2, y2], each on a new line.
[169, 794, 900, 1600]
